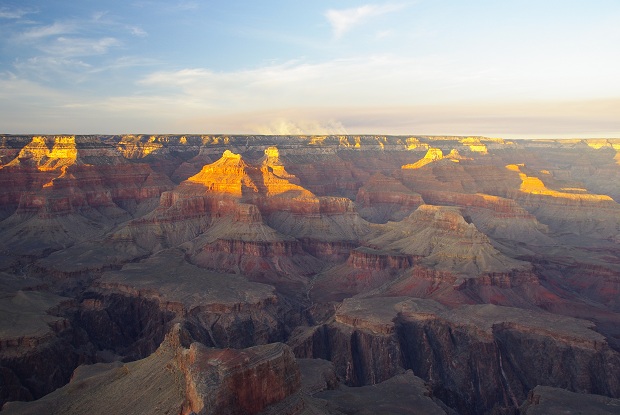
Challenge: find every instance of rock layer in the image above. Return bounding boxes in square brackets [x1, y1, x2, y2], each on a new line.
[291, 297, 620, 415]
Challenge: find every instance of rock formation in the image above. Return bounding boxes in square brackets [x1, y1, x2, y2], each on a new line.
[291, 296, 620, 414]
[355, 173, 424, 223]
[2, 325, 301, 415]
[520, 385, 620, 415]
[1, 135, 620, 415]
[0, 289, 89, 407]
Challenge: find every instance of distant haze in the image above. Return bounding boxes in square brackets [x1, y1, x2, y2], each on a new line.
[1, 1, 619, 138]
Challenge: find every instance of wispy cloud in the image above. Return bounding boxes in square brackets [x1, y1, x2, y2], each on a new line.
[129, 26, 148, 37]
[137, 56, 476, 110]
[42, 37, 121, 57]
[325, 3, 405, 38]
[19, 22, 76, 40]
[175, 1, 199, 11]
[14, 56, 92, 83]
[0, 6, 36, 19]
[3, 63, 619, 137]
[132, 0, 199, 12]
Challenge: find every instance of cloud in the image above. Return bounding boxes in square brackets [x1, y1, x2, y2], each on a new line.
[13, 56, 93, 84]
[175, 1, 199, 11]
[130, 26, 148, 37]
[2, 63, 619, 138]
[137, 55, 508, 111]
[325, 3, 405, 38]
[19, 22, 76, 40]
[135, 55, 568, 114]
[0, 7, 36, 19]
[42, 37, 121, 57]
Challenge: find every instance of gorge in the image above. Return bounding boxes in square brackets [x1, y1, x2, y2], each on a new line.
[1, 134, 620, 414]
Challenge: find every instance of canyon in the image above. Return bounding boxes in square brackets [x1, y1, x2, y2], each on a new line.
[1, 134, 619, 414]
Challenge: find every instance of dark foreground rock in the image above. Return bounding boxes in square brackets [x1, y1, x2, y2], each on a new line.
[2, 325, 301, 415]
[520, 385, 620, 415]
[290, 297, 620, 415]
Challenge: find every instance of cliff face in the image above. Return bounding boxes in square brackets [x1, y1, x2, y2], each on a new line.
[364, 205, 531, 278]
[181, 341, 300, 415]
[0, 291, 91, 407]
[89, 249, 297, 350]
[291, 297, 620, 415]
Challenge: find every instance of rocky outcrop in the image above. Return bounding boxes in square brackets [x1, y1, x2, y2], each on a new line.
[314, 370, 448, 415]
[0, 291, 91, 407]
[2, 326, 301, 415]
[267, 198, 368, 235]
[356, 173, 424, 223]
[397, 152, 522, 197]
[365, 205, 531, 277]
[401, 147, 447, 170]
[505, 163, 620, 238]
[420, 190, 531, 217]
[460, 137, 488, 154]
[184, 149, 316, 214]
[181, 341, 300, 415]
[347, 247, 412, 271]
[291, 297, 620, 415]
[182, 211, 323, 288]
[0, 136, 174, 257]
[520, 385, 620, 415]
[88, 249, 295, 350]
[308, 247, 413, 302]
[415, 190, 554, 251]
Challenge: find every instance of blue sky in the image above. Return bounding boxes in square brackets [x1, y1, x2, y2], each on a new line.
[1, 0, 619, 137]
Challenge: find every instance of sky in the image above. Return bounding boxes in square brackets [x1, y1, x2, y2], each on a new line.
[0, 0, 619, 138]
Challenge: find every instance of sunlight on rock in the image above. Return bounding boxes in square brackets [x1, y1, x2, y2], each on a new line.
[507, 163, 614, 201]
[401, 148, 443, 169]
[461, 137, 488, 154]
[405, 137, 429, 150]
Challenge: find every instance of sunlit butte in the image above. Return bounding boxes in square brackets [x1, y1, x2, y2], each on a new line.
[186, 148, 314, 202]
[506, 164, 614, 202]
[5, 135, 77, 171]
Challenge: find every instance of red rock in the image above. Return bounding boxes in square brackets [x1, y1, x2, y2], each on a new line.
[181, 341, 300, 415]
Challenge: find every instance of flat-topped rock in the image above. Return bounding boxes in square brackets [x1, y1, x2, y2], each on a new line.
[315, 370, 447, 415]
[0, 291, 69, 348]
[97, 249, 276, 312]
[447, 303, 606, 346]
[336, 297, 606, 348]
[335, 297, 444, 335]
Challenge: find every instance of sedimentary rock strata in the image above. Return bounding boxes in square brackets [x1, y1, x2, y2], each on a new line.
[292, 296, 620, 414]
[2, 325, 301, 415]
[1, 135, 619, 414]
